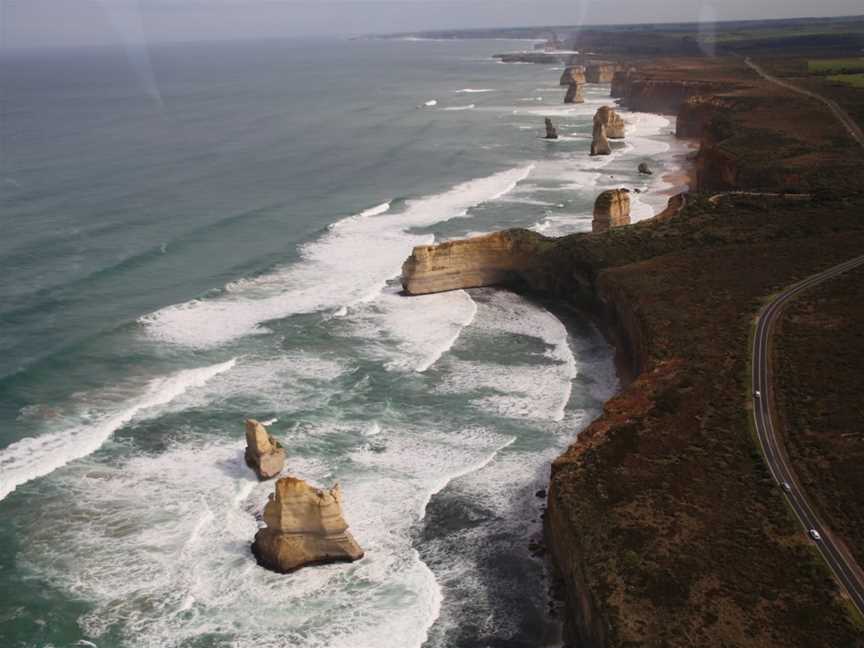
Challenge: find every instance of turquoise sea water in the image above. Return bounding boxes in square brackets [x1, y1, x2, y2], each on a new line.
[0, 37, 686, 647]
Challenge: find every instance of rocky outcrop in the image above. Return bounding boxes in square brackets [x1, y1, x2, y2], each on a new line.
[245, 419, 285, 480]
[592, 189, 630, 233]
[251, 476, 364, 573]
[401, 230, 551, 296]
[622, 79, 731, 115]
[564, 82, 585, 104]
[594, 106, 625, 139]
[544, 117, 559, 139]
[560, 65, 586, 86]
[590, 121, 611, 156]
[586, 62, 619, 84]
[638, 162, 652, 175]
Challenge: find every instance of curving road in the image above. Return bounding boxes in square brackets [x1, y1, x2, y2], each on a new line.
[752, 254, 864, 617]
[745, 57, 864, 148]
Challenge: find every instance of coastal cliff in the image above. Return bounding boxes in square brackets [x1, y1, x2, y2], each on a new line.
[400, 186, 864, 646]
[401, 230, 552, 295]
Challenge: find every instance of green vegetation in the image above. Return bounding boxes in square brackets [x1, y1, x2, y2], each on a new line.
[808, 57, 864, 74]
[827, 73, 864, 87]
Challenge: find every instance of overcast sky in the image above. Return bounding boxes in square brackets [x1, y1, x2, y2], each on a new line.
[4, 0, 863, 49]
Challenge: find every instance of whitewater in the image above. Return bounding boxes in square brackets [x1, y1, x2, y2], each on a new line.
[0, 36, 688, 648]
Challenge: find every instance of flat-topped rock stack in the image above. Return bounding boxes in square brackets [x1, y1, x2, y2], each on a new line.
[401, 230, 550, 296]
[592, 189, 631, 233]
[244, 419, 285, 480]
[252, 476, 364, 573]
[544, 117, 559, 139]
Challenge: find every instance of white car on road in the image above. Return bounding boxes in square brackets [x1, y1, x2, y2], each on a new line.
[809, 529, 822, 541]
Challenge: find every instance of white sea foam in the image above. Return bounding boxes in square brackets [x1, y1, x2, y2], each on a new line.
[442, 104, 475, 111]
[424, 99, 438, 107]
[454, 88, 495, 93]
[140, 165, 533, 349]
[437, 291, 576, 421]
[21, 416, 514, 648]
[345, 284, 477, 372]
[0, 359, 236, 502]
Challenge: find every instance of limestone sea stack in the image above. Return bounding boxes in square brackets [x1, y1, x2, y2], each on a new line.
[559, 65, 586, 87]
[563, 82, 584, 104]
[401, 229, 549, 295]
[593, 106, 625, 139]
[245, 419, 285, 480]
[252, 476, 364, 573]
[544, 117, 559, 139]
[592, 189, 631, 233]
[590, 121, 611, 156]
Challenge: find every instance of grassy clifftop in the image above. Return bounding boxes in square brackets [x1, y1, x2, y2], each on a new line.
[540, 193, 864, 647]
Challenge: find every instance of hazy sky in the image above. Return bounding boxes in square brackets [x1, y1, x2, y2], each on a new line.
[4, 0, 863, 49]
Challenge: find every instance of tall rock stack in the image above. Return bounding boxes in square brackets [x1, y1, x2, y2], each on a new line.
[564, 82, 585, 104]
[594, 106, 626, 139]
[544, 117, 559, 139]
[559, 65, 586, 87]
[252, 476, 364, 573]
[592, 189, 631, 233]
[245, 419, 285, 480]
[590, 121, 611, 156]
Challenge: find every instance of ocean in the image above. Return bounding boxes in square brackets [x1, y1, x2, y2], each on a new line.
[0, 37, 687, 647]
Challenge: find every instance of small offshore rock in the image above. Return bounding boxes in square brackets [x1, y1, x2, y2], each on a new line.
[544, 118, 558, 139]
[638, 162, 653, 175]
[535, 489, 547, 498]
[244, 418, 285, 480]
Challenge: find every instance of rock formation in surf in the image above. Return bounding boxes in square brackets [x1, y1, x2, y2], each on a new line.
[590, 121, 611, 156]
[544, 117, 559, 139]
[559, 65, 586, 87]
[245, 419, 285, 480]
[564, 82, 585, 104]
[593, 106, 625, 139]
[252, 476, 364, 573]
[592, 189, 631, 233]
[401, 229, 550, 296]
[638, 162, 653, 175]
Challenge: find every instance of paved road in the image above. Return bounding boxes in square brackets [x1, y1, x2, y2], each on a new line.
[752, 254, 864, 617]
[745, 58, 864, 148]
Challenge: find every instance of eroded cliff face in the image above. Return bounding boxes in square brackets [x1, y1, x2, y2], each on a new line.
[401, 230, 553, 295]
[586, 63, 620, 84]
[622, 79, 730, 115]
[675, 95, 736, 139]
[610, 68, 636, 98]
